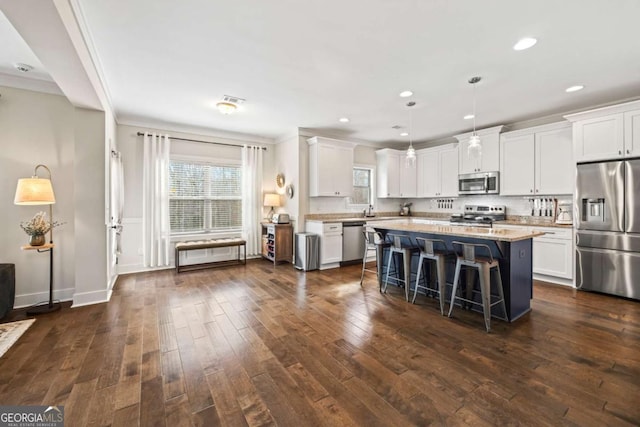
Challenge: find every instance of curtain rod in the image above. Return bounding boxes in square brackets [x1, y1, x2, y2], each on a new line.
[136, 132, 267, 150]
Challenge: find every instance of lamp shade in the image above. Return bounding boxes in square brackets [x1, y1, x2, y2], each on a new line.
[263, 193, 281, 207]
[14, 177, 56, 205]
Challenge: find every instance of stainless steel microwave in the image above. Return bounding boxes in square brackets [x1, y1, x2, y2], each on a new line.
[458, 171, 499, 195]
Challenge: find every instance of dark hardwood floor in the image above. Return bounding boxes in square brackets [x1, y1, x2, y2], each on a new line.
[1, 260, 639, 426]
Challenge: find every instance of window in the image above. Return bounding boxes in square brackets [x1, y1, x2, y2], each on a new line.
[169, 159, 242, 233]
[351, 167, 373, 205]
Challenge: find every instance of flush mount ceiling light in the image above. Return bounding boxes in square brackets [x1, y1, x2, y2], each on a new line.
[463, 114, 475, 120]
[399, 90, 413, 98]
[400, 132, 409, 137]
[215, 95, 245, 115]
[566, 85, 585, 93]
[405, 101, 416, 168]
[467, 76, 482, 159]
[14, 63, 34, 73]
[513, 37, 538, 51]
[339, 117, 350, 123]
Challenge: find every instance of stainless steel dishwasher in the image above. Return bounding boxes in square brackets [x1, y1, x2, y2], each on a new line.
[341, 221, 366, 265]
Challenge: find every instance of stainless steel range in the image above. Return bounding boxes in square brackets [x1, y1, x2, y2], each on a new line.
[450, 204, 506, 228]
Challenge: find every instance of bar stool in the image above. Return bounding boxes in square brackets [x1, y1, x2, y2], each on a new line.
[382, 233, 419, 301]
[412, 237, 453, 315]
[359, 227, 390, 286]
[447, 241, 507, 332]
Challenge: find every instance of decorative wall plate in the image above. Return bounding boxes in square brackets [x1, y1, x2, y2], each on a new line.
[286, 184, 294, 199]
[276, 173, 285, 188]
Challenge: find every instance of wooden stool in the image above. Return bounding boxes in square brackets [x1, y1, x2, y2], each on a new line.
[447, 241, 507, 332]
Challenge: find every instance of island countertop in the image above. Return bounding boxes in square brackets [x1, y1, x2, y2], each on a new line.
[372, 219, 545, 242]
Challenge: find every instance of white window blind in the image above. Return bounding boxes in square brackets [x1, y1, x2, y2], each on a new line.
[169, 160, 242, 233]
[351, 167, 372, 205]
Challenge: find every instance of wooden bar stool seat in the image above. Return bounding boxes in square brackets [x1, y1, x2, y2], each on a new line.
[447, 241, 507, 332]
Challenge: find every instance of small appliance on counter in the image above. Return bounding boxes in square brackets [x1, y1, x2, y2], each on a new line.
[555, 202, 573, 225]
[272, 213, 290, 224]
[399, 202, 412, 216]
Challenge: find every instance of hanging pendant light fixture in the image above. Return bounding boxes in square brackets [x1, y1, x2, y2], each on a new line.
[405, 101, 416, 168]
[468, 76, 482, 159]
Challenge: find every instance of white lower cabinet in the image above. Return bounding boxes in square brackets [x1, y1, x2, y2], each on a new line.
[494, 224, 574, 285]
[305, 221, 342, 269]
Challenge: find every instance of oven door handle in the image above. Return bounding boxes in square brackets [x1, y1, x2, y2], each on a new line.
[484, 175, 489, 193]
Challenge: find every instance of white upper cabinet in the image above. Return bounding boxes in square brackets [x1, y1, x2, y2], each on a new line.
[455, 125, 504, 174]
[500, 123, 573, 196]
[417, 144, 459, 197]
[376, 149, 416, 198]
[624, 109, 640, 157]
[565, 100, 640, 162]
[308, 136, 356, 197]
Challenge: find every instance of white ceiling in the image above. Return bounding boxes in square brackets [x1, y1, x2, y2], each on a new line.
[3, 1, 640, 144]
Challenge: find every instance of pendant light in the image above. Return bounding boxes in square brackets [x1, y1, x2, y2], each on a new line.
[405, 101, 416, 168]
[468, 76, 482, 159]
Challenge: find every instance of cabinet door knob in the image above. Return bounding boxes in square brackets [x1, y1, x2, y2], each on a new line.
[619, 150, 622, 155]
[535, 189, 539, 193]
[627, 149, 630, 154]
[530, 189, 533, 193]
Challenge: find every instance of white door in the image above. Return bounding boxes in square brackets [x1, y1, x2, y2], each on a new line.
[624, 109, 640, 157]
[333, 145, 355, 197]
[108, 145, 124, 286]
[439, 147, 459, 197]
[574, 114, 624, 162]
[417, 150, 438, 197]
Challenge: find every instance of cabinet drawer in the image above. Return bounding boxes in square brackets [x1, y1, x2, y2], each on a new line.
[531, 226, 572, 240]
[323, 222, 343, 234]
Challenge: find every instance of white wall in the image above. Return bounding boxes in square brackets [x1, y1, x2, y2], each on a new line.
[116, 124, 274, 274]
[0, 86, 114, 308]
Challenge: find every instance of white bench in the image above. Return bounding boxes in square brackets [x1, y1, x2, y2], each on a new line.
[174, 238, 246, 273]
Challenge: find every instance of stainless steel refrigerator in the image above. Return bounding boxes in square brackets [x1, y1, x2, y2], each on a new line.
[575, 159, 640, 300]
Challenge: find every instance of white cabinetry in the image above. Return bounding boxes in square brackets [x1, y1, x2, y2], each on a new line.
[565, 100, 640, 162]
[494, 224, 574, 286]
[455, 125, 504, 174]
[417, 144, 459, 197]
[308, 136, 356, 197]
[500, 123, 573, 196]
[304, 221, 342, 269]
[376, 149, 416, 198]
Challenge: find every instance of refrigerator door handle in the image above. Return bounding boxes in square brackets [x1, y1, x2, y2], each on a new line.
[575, 248, 584, 290]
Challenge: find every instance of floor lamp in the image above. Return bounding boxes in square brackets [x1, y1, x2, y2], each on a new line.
[14, 164, 61, 314]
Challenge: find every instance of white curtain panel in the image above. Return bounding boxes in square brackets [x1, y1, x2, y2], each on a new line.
[242, 145, 264, 256]
[142, 132, 171, 267]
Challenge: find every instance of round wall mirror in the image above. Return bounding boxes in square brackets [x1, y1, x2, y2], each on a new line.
[276, 173, 285, 188]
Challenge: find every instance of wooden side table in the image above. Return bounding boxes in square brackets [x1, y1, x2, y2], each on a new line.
[21, 243, 61, 314]
[261, 223, 293, 265]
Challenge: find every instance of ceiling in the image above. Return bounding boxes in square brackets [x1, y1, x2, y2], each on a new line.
[3, 1, 640, 144]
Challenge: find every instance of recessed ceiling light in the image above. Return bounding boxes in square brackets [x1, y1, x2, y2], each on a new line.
[513, 37, 537, 51]
[339, 117, 350, 123]
[463, 114, 475, 120]
[400, 132, 409, 137]
[399, 90, 413, 98]
[565, 85, 585, 93]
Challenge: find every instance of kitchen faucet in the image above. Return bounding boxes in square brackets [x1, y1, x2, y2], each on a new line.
[364, 204, 374, 217]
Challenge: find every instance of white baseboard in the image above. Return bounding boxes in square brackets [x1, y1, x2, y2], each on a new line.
[13, 287, 75, 309]
[71, 288, 113, 308]
[534, 273, 574, 287]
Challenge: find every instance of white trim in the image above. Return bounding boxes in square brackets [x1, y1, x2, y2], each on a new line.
[454, 125, 505, 141]
[119, 118, 275, 145]
[71, 288, 112, 308]
[170, 153, 242, 166]
[13, 287, 75, 309]
[500, 121, 571, 138]
[534, 273, 574, 288]
[0, 73, 63, 96]
[564, 99, 640, 122]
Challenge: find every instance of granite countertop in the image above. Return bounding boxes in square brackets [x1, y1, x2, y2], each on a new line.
[371, 219, 545, 242]
[304, 212, 573, 228]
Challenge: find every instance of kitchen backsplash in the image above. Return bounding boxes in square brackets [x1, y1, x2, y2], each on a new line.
[308, 194, 573, 217]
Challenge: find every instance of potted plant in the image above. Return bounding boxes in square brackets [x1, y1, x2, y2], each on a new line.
[20, 211, 62, 246]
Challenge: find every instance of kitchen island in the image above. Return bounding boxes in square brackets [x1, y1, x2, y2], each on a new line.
[372, 219, 545, 322]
